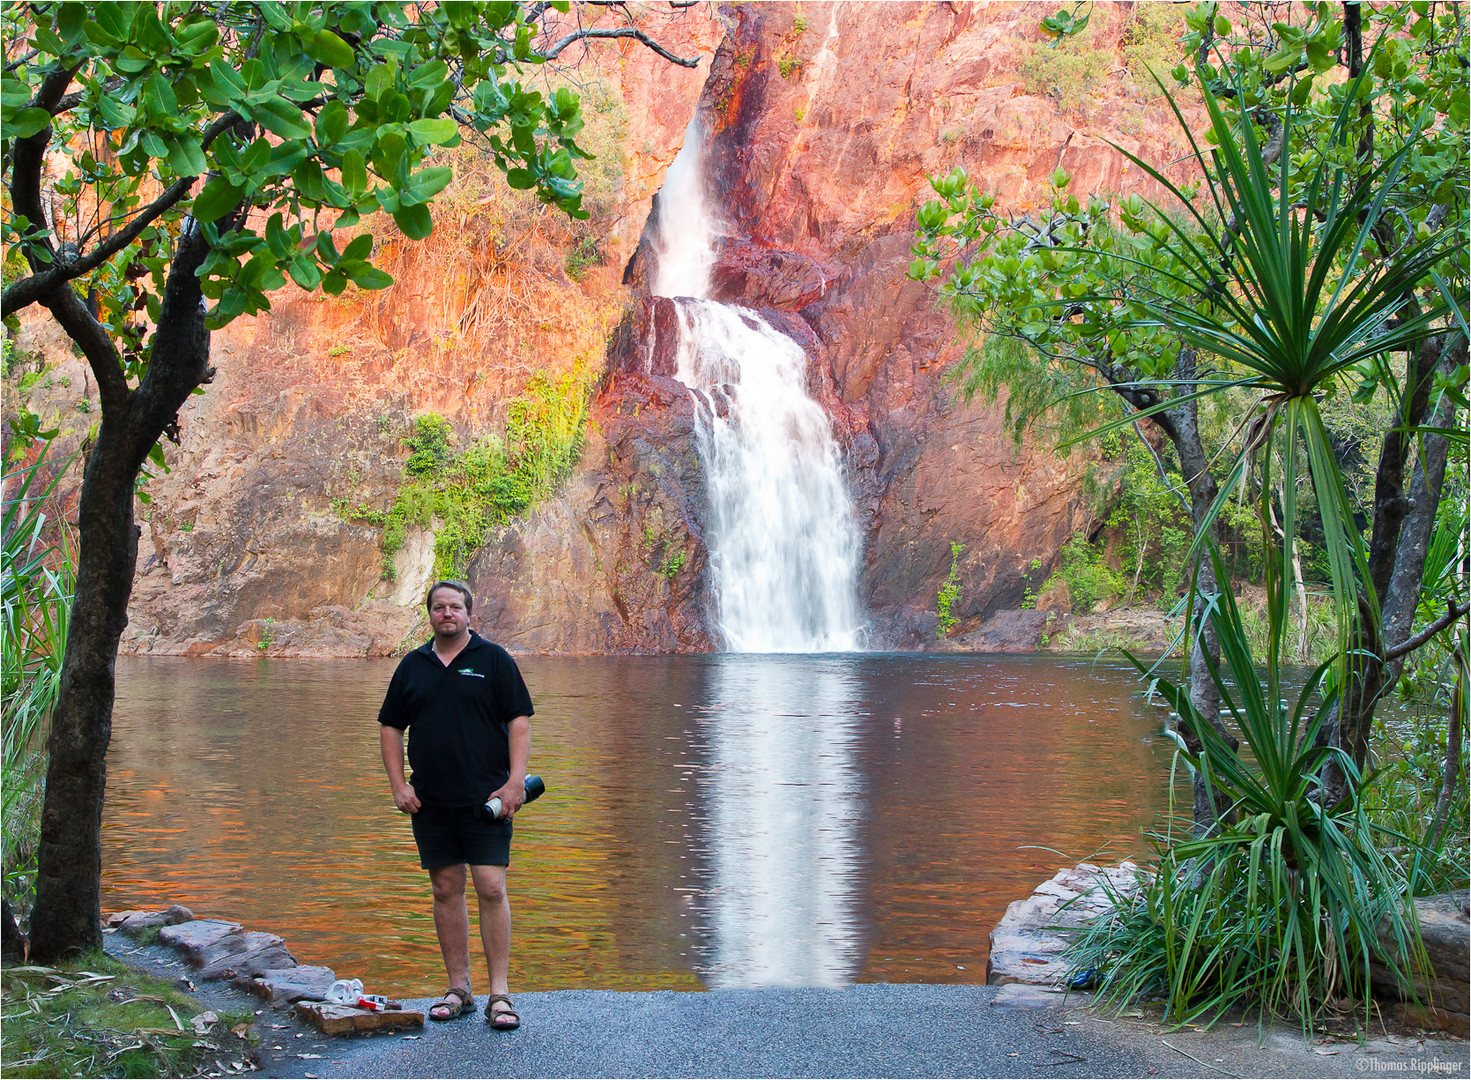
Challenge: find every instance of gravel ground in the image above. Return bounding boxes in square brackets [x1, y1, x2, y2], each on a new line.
[103, 938, 1470, 1080]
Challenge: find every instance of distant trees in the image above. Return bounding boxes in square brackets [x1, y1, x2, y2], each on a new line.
[1, 0, 695, 961]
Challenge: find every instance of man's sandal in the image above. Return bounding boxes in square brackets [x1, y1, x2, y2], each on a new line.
[428, 987, 474, 1021]
[484, 993, 520, 1030]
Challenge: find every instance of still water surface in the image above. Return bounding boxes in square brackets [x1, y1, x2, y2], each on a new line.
[105, 653, 1176, 998]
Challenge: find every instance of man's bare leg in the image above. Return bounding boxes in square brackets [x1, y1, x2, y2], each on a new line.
[470, 864, 516, 1023]
[429, 864, 473, 998]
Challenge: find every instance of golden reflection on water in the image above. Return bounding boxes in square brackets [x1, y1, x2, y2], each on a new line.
[105, 653, 1173, 998]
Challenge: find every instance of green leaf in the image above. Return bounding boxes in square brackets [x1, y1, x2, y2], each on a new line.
[408, 116, 459, 146]
[392, 202, 433, 240]
[1, 79, 31, 109]
[406, 59, 450, 89]
[241, 137, 272, 174]
[265, 214, 294, 259]
[168, 135, 208, 177]
[209, 59, 248, 98]
[316, 99, 349, 146]
[402, 164, 452, 205]
[191, 177, 245, 223]
[307, 28, 355, 69]
[287, 253, 322, 290]
[341, 149, 368, 197]
[93, 2, 134, 41]
[505, 168, 534, 190]
[96, 93, 135, 130]
[252, 96, 311, 140]
[365, 63, 395, 102]
[341, 233, 372, 261]
[347, 264, 394, 290]
[1262, 48, 1300, 74]
[7, 108, 52, 139]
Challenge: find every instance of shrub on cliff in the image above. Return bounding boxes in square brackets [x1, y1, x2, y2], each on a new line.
[0, 0, 697, 963]
[369, 371, 593, 580]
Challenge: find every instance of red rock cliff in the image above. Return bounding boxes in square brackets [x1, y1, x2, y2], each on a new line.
[7, 2, 1203, 655]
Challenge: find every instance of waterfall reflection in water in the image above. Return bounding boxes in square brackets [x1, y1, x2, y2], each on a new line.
[104, 653, 1173, 999]
[690, 655, 864, 988]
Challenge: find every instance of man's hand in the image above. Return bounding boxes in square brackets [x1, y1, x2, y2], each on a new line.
[392, 780, 421, 815]
[380, 725, 420, 814]
[486, 776, 526, 819]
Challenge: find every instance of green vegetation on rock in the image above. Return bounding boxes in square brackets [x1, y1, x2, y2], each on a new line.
[345, 371, 593, 580]
[935, 541, 964, 637]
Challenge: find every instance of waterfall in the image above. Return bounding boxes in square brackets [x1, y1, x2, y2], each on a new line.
[651, 120, 861, 652]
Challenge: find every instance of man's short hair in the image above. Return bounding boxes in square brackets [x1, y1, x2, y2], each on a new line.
[426, 580, 474, 614]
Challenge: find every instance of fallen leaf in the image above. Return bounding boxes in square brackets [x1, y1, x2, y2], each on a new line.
[192, 1010, 219, 1034]
[231, 1022, 252, 1038]
[298, 1053, 322, 1059]
[1313, 1048, 1340, 1056]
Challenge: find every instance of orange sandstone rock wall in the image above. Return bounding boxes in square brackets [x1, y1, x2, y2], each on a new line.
[6, 2, 1202, 655]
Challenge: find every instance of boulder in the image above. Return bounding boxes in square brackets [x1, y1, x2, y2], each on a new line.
[953, 609, 1064, 653]
[108, 905, 195, 933]
[158, 919, 244, 955]
[986, 862, 1145, 987]
[195, 930, 298, 980]
[239, 965, 338, 1005]
[156, 919, 298, 980]
[294, 1001, 424, 1035]
[1371, 890, 1469, 1037]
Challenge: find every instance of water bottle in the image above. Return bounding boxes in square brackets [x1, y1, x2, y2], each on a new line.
[486, 775, 546, 820]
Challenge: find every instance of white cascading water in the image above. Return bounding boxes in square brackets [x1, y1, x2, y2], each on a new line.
[651, 119, 861, 652]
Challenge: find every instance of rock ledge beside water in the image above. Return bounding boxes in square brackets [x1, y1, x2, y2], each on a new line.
[988, 867, 1470, 1038]
[986, 862, 1143, 988]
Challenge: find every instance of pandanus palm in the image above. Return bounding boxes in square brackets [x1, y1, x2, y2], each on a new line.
[1064, 61, 1463, 1024]
[1088, 68, 1457, 635]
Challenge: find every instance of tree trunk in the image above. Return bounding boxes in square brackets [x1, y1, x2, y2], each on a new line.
[27, 224, 215, 963]
[27, 410, 140, 959]
[1318, 332, 1466, 808]
[1157, 350, 1239, 832]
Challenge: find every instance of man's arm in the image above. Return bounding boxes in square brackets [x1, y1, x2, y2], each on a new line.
[487, 716, 531, 817]
[380, 725, 421, 814]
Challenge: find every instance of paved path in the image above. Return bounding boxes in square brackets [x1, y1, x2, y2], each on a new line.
[254, 985, 1469, 1079]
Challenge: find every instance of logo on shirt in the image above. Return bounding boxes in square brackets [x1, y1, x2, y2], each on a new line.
[458, 668, 485, 678]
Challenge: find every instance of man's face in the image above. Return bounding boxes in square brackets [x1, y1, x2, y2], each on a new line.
[428, 589, 470, 639]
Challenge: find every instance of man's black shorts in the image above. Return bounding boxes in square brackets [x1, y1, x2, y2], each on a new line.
[410, 804, 512, 869]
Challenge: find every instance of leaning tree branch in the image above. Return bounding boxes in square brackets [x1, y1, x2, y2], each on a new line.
[7, 63, 79, 248]
[38, 275, 130, 411]
[1385, 601, 1471, 663]
[542, 26, 699, 66]
[3, 109, 241, 318]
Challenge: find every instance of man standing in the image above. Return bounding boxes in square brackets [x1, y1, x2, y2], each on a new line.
[379, 580, 532, 1030]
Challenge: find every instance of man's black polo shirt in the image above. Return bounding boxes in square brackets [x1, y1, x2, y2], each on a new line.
[378, 631, 534, 807]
